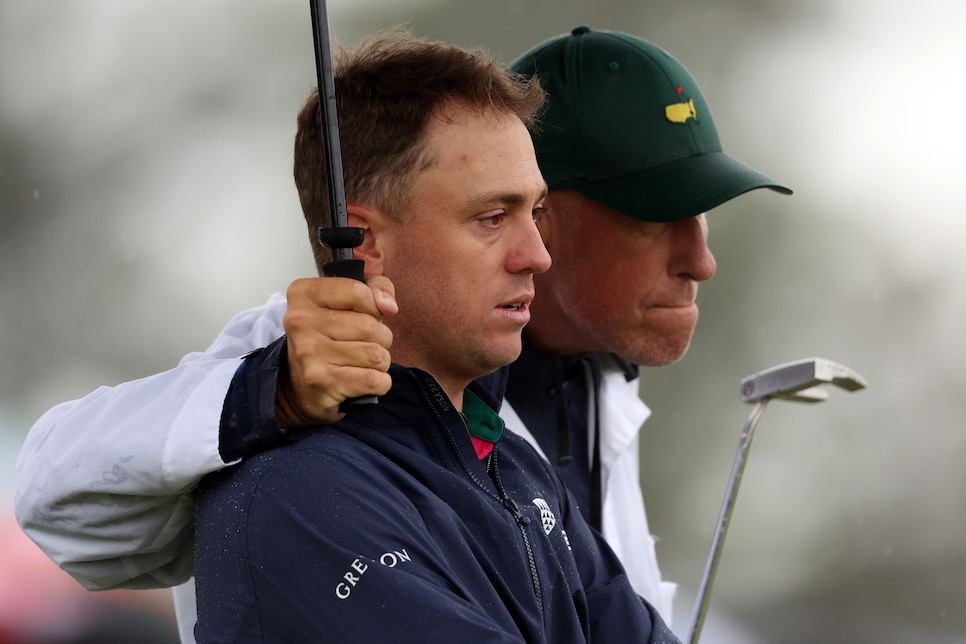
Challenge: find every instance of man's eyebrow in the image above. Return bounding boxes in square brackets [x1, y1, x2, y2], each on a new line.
[467, 184, 549, 207]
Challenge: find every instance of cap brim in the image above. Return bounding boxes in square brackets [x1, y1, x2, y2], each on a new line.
[570, 152, 793, 222]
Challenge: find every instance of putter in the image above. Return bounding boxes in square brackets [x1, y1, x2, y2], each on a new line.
[309, 0, 376, 408]
[687, 358, 866, 644]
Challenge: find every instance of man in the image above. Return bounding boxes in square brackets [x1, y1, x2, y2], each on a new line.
[15, 26, 789, 640]
[192, 30, 676, 642]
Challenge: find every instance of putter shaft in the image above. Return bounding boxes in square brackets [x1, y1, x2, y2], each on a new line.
[688, 399, 768, 644]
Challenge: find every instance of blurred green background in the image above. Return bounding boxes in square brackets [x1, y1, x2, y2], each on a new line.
[2, 0, 964, 641]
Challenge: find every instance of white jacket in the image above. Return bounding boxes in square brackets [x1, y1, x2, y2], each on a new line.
[14, 293, 675, 642]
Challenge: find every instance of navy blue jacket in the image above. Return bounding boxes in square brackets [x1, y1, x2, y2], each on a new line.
[195, 360, 679, 643]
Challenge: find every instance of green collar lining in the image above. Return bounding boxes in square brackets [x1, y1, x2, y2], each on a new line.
[462, 390, 505, 444]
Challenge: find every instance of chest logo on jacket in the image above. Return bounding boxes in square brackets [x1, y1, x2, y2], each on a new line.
[532, 498, 556, 535]
[533, 498, 572, 550]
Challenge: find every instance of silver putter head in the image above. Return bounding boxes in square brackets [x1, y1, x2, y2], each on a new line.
[690, 357, 867, 644]
[740, 357, 867, 403]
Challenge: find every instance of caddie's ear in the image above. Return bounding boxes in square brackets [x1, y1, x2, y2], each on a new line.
[346, 203, 386, 276]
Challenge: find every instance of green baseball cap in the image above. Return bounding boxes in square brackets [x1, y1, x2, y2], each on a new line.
[510, 26, 792, 222]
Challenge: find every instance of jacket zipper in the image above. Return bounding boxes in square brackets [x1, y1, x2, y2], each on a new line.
[489, 450, 544, 615]
[412, 370, 545, 617]
[453, 422, 543, 616]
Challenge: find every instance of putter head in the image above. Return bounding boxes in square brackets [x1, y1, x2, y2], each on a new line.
[740, 358, 867, 404]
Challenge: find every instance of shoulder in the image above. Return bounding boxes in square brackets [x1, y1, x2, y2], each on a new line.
[194, 429, 444, 586]
[201, 430, 399, 505]
[197, 428, 439, 545]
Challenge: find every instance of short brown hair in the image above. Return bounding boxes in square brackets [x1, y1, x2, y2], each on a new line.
[294, 29, 545, 274]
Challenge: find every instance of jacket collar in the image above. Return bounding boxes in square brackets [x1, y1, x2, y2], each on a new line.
[508, 341, 638, 399]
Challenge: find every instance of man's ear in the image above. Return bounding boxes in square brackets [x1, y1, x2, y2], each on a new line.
[346, 204, 386, 276]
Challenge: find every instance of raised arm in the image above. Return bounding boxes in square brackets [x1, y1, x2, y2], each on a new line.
[14, 293, 288, 589]
[14, 277, 395, 590]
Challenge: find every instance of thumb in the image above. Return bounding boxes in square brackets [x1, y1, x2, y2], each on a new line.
[367, 275, 398, 316]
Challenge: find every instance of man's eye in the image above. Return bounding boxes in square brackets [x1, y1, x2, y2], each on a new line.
[481, 213, 506, 227]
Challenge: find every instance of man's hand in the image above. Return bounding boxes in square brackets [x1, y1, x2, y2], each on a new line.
[276, 276, 396, 428]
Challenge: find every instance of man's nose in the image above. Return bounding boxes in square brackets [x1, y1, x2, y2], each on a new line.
[511, 218, 552, 275]
[671, 214, 716, 282]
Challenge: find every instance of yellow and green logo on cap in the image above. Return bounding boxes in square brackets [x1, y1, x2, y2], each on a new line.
[665, 87, 697, 124]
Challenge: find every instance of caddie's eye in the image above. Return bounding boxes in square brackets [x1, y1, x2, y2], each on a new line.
[532, 205, 548, 226]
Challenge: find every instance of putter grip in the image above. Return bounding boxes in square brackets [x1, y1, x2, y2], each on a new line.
[322, 257, 365, 281]
[321, 257, 378, 410]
